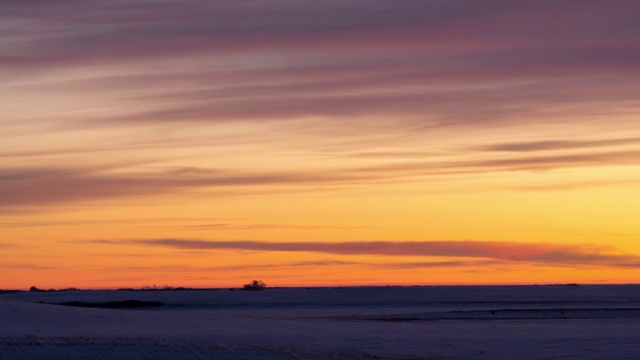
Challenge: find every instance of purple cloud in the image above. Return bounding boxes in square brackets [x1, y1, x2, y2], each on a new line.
[1, 0, 637, 131]
[3, 1, 637, 68]
[117, 239, 640, 268]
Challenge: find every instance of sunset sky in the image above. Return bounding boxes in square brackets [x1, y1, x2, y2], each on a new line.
[1, 0, 639, 289]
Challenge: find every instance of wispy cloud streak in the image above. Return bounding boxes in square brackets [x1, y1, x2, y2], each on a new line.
[2, 0, 638, 130]
[112, 239, 640, 268]
[3, 145, 639, 209]
[3, 1, 637, 68]
[481, 137, 640, 152]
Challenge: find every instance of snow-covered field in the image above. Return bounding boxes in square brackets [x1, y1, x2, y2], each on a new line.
[2, 286, 640, 359]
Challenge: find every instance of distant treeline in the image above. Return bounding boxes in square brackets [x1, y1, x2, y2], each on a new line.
[0, 289, 21, 294]
[25, 285, 206, 292]
[117, 285, 198, 291]
[21, 281, 269, 292]
[29, 286, 80, 292]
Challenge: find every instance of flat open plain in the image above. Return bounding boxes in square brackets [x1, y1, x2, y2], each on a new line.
[2, 285, 639, 359]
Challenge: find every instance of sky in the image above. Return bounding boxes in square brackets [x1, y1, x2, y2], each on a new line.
[1, 0, 639, 289]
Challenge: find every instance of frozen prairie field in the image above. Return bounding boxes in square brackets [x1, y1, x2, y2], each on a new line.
[2, 285, 640, 359]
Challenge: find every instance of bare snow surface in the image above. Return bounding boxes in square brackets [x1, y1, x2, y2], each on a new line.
[1, 286, 640, 359]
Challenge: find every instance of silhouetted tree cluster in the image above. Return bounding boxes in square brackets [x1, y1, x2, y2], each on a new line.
[242, 280, 267, 291]
[141, 284, 176, 290]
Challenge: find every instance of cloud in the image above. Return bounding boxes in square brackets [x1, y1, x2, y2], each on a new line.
[3, 145, 639, 209]
[354, 149, 640, 176]
[480, 137, 640, 152]
[84, 74, 635, 129]
[2, 0, 638, 132]
[0, 167, 178, 207]
[115, 259, 496, 273]
[2, 1, 637, 68]
[115, 239, 640, 268]
[166, 223, 371, 231]
[197, 260, 362, 273]
[513, 179, 640, 192]
[0, 165, 380, 208]
[0, 217, 244, 228]
[464, 150, 640, 171]
[374, 260, 503, 269]
[0, 263, 52, 270]
[0, 166, 335, 207]
[2, 2, 639, 209]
